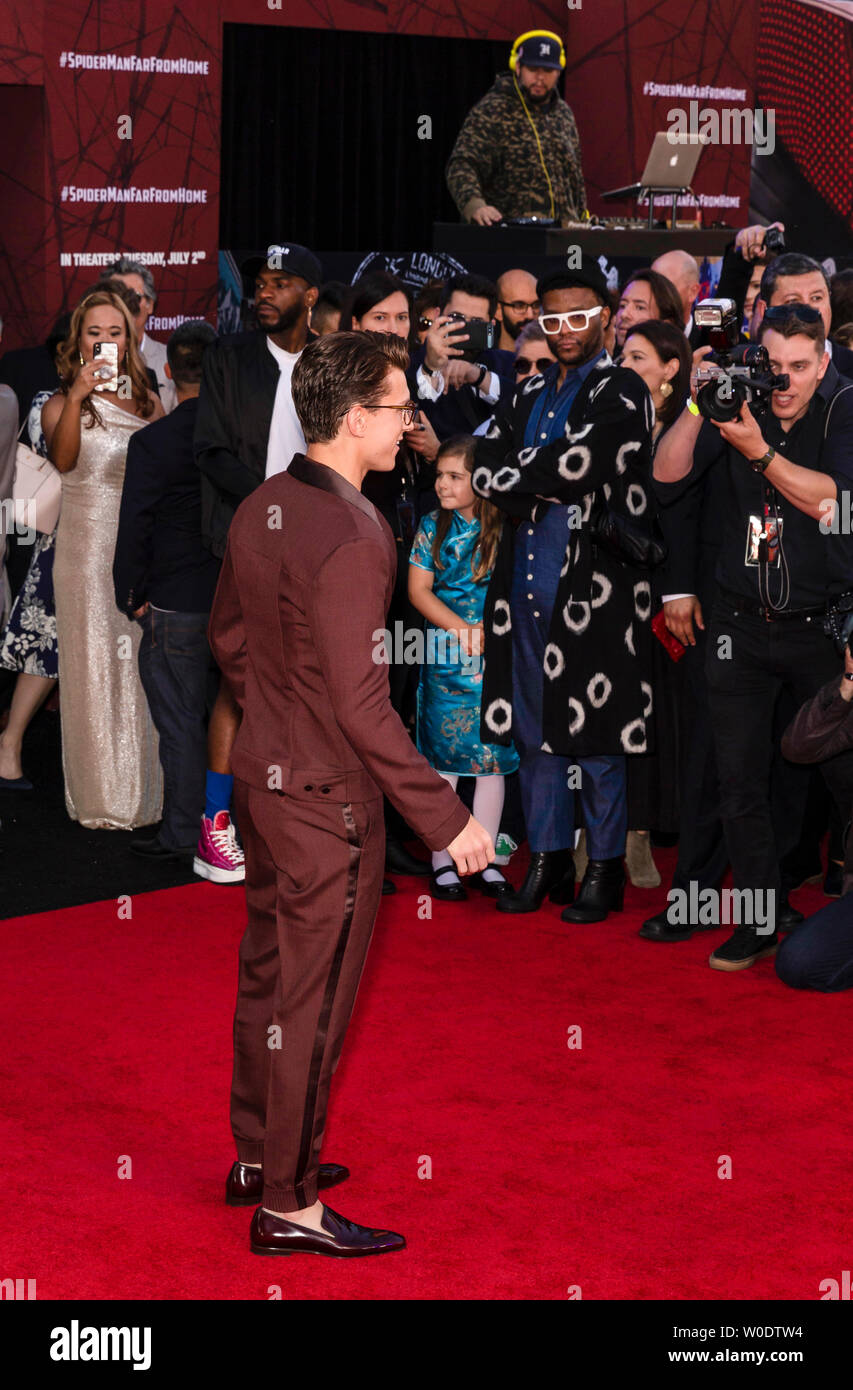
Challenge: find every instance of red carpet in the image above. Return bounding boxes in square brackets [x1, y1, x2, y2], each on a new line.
[2, 856, 850, 1301]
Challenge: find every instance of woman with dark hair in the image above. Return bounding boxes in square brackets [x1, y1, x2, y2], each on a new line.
[620, 319, 692, 438]
[613, 268, 684, 349]
[44, 286, 164, 827]
[615, 319, 693, 885]
[347, 271, 413, 345]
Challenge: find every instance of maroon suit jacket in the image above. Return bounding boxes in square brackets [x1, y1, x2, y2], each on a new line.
[208, 451, 469, 852]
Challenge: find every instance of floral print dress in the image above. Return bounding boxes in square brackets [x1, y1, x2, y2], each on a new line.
[0, 390, 58, 678]
[409, 509, 519, 777]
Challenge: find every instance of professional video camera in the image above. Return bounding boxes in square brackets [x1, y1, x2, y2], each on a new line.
[693, 298, 789, 423]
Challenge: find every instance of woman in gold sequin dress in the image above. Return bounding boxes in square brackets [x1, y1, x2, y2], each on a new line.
[43, 288, 165, 828]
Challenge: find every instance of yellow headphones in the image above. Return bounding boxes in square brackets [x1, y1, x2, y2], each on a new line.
[507, 31, 566, 220]
[508, 29, 566, 71]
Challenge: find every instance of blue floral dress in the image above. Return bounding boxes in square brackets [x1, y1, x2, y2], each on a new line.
[409, 509, 519, 776]
[0, 391, 58, 678]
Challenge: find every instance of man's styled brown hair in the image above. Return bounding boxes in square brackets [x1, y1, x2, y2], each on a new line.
[757, 313, 826, 354]
[292, 330, 410, 444]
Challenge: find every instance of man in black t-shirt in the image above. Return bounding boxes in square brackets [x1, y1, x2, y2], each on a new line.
[654, 311, 853, 971]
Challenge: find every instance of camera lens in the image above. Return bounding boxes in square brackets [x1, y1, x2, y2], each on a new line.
[697, 375, 749, 423]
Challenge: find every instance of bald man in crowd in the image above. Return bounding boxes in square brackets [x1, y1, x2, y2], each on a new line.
[651, 249, 701, 346]
[495, 269, 541, 350]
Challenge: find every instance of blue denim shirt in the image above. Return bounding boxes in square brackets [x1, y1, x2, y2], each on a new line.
[513, 350, 608, 615]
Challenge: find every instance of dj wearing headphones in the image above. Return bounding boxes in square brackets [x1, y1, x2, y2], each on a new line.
[445, 30, 588, 227]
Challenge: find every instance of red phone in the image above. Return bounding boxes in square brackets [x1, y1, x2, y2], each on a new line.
[652, 608, 687, 663]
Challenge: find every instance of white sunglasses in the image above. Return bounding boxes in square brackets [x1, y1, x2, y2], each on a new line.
[538, 306, 603, 335]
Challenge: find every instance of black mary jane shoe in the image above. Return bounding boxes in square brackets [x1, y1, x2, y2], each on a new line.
[472, 863, 512, 899]
[430, 866, 468, 902]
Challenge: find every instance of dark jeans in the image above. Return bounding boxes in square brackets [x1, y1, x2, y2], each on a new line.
[138, 607, 215, 849]
[705, 599, 853, 907]
[776, 896, 853, 992]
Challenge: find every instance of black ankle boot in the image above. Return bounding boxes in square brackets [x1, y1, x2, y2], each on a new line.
[561, 857, 625, 923]
[496, 848, 575, 915]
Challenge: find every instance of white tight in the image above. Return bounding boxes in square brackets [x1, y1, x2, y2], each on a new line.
[431, 773, 506, 882]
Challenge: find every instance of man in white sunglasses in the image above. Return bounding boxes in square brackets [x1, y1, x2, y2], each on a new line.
[472, 256, 657, 925]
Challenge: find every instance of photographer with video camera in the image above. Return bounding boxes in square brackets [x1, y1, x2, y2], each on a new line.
[653, 303, 853, 971]
[409, 275, 515, 441]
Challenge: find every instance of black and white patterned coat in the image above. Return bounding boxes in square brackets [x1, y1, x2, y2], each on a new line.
[472, 360, 657, 758]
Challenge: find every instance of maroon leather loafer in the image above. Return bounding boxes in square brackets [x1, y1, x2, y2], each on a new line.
[249, 1203, 405, 1257]
[225, 1161, 350, 1206]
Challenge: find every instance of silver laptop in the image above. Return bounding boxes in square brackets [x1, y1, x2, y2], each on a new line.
[640, 131, 706, 188]
[602, 132, 706, 201]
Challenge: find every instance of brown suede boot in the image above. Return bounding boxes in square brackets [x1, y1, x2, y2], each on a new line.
[626, 830, 661, 888]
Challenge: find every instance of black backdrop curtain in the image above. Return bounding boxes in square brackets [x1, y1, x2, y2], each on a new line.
[220, 24, 509, 252]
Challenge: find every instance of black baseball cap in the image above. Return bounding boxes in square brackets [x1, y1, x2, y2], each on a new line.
[516, 35, 564, 70]
[241, 243, 323, 290]
[538, 255, 609, 305]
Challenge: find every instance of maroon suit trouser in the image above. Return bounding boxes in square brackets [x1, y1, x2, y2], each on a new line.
[230, 779, 385, 1210]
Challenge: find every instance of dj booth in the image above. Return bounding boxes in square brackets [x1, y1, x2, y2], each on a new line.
[432, 222, 735, 283]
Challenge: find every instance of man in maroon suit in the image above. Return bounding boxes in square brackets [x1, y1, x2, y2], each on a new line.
[209, 330, 492, 1258]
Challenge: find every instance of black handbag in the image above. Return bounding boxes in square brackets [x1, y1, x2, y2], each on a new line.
[587, 494, 668, 570]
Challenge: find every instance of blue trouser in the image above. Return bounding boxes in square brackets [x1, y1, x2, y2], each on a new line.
[776, 896, 853, 992]
[511, 514, 626, 857]
[137, 607, 216, 848]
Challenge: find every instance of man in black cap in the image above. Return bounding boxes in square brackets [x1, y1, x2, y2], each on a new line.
[191, 243, 320, 888]
[446, 30, 587, 226]
[194, 242, 322, 557]
[471, 255, 656, 922]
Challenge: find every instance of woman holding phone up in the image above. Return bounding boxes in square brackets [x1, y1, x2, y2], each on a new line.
[43, 287, 164, 828]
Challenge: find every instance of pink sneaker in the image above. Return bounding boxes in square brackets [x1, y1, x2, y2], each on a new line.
[193, 810, 245, 884]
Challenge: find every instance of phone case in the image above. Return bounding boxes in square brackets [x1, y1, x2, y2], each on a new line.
[93, 342, 119, 392]
[651, 608, 687, 663]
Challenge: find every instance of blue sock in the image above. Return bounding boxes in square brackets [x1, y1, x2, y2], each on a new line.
[205, 771, 233, 821]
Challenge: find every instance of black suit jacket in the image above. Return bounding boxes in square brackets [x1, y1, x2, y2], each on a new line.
[114, 396, 221, 615]
[407, 343, 516, 441]
[193, 331, 279, 558]
[193, 329, 317, 558]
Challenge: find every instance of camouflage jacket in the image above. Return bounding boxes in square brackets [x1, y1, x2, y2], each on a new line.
[445, 71, 587, 223]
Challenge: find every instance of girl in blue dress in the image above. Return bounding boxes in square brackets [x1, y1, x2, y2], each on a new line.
[408, 435, 519, 902]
